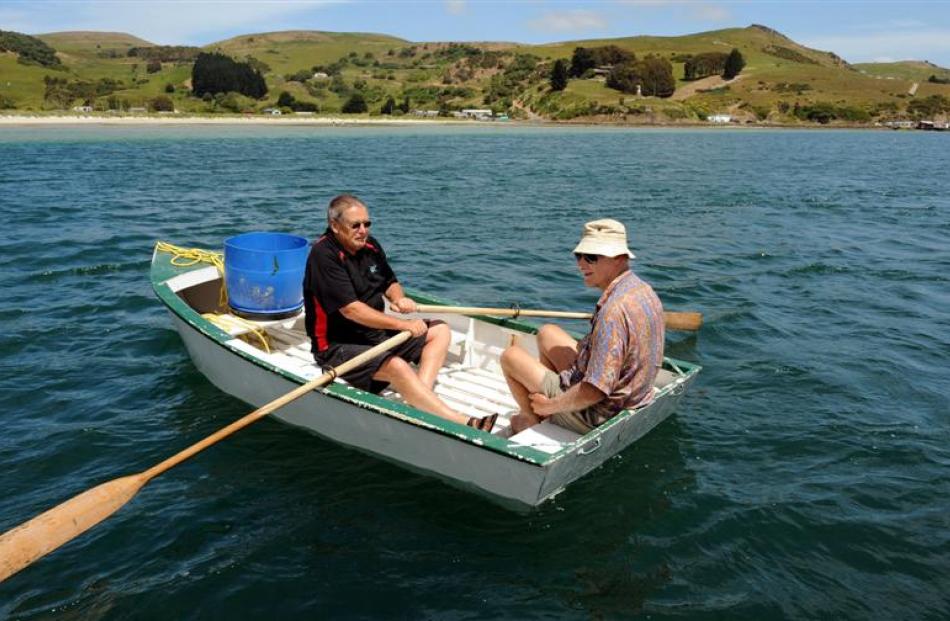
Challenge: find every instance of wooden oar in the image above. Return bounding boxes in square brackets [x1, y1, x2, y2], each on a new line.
[0, 330, 412, 583]
[416, 304, 703, 332]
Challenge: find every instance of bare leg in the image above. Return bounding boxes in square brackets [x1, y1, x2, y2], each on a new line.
[500, 344, 552, 434]
[417, 322, 450, 390]
[374, 356, 470, 426]
[536, 324, 579, 372]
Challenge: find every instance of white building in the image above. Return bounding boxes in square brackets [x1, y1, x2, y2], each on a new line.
[460, 108, 493, 119]
[708, 114, 731, 123]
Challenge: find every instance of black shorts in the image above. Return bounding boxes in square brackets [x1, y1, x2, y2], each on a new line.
[315, 320, 442, 394]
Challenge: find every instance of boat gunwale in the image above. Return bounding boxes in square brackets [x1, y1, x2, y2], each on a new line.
[150, 244, 702, 468]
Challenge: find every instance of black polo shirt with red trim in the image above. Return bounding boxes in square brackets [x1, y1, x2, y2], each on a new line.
[303, 229, 398, 354]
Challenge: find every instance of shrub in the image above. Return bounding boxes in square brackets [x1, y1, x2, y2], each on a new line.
[762, 45, 818, 65]
[341, 93, 368, 113]
[907, 94, 950, 118]
[146, 60, 162, 74]
[150, 95, 174, 112]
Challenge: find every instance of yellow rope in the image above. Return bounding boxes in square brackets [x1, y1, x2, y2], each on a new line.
[157, 241, 274, 353]
[155, 241, 224, 272]
[201, 313, 272, 354]
[156, 240, 228, 306]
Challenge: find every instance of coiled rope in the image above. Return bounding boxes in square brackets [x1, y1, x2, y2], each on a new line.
[156, 241, 270, 353]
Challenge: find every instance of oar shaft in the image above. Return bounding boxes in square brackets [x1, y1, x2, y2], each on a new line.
[0, 331, 412, 583]
[145, 330, 412, 479]
[417, 304, 590, 319]
[415, 304, 703, 331]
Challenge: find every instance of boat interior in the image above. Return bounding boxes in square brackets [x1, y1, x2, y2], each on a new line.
[170, 268, 684, 454]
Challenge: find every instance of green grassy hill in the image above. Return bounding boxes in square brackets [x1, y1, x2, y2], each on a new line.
[2, 24, 949, 124]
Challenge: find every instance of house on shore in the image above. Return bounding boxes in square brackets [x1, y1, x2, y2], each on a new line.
[708, 114, 731, 123]
[460, 108, 492, 120]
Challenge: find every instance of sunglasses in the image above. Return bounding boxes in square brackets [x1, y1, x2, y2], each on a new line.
[346, 220, 372, 231]
[574, 252, 601, 264]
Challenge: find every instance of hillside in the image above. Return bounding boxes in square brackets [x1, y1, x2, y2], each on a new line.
[2, 24, 949, 125]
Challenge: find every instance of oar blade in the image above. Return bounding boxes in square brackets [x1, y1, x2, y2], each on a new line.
[0, 474, 147, 582]
[663, 311, 703, 332]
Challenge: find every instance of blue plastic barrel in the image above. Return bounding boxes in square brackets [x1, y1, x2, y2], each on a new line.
[224, 232, 309, 319]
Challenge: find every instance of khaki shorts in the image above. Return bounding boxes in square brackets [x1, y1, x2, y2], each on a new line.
[540, 371, 597, 435]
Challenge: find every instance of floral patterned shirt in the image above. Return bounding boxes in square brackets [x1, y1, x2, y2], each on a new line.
[560, 269, 665, 426]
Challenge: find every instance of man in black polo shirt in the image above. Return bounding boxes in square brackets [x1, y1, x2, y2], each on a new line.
[303, 194, 496, 432]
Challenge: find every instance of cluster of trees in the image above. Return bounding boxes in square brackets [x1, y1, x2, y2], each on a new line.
[276, 91, 318, 112]
[0, 30, 61, 67]
[791, 101, 870, 124]
[569, 45, 634, 77]
[43, 75, 124, 107]
[683, 49, 745, 80]
[551, 46, 676, 97]
[192, 52, 267, 99]
[128, 46, 200, 62]
[606, 56, 676, 96]
[378, 95, 410, 115]
[683, 52, 728, 80]
[927, 75, 950, 85]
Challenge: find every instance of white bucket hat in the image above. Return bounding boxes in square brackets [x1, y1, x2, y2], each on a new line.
[573, 218, 635, 259]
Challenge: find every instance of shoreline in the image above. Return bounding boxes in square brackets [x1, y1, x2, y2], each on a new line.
[0, 113, 892, 131]
[0, 113, 484, 127]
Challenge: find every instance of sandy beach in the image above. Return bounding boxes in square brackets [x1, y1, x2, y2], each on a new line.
[0, 113, 501, 127]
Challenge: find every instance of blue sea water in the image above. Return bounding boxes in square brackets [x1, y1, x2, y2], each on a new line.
[0, 124, 947, 620]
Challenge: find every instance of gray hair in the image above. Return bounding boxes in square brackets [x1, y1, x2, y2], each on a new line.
[327, 194, 365, 223]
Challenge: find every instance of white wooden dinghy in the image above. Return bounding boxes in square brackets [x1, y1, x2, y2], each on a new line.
[151, 244, 701, 509]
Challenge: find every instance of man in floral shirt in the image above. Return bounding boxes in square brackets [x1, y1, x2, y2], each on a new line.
[501, 219, 665, 435]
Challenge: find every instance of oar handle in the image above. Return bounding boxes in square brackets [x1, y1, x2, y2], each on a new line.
[415, 304, 703, 331]
[0, 331, 412, 583]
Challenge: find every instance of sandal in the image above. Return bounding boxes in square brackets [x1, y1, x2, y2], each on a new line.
[467, 413, 498, 433]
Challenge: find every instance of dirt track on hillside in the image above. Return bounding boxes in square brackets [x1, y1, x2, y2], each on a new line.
[671, 74, 743, 101]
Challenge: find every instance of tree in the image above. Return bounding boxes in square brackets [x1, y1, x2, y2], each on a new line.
[164, 83, 175, 93]
[723, 48, 745, 80]
[399, 95, 410, 113]
[639, 56, 676, 97]
[550, 59, 568, 91]
[277, 91, 295, 108]
[380, 95, 395, 114]
[569, 47, 596, 77]
[146, 59, 162, 74]
[341, 93, 367, 113]
[606, 62, 642, 94]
